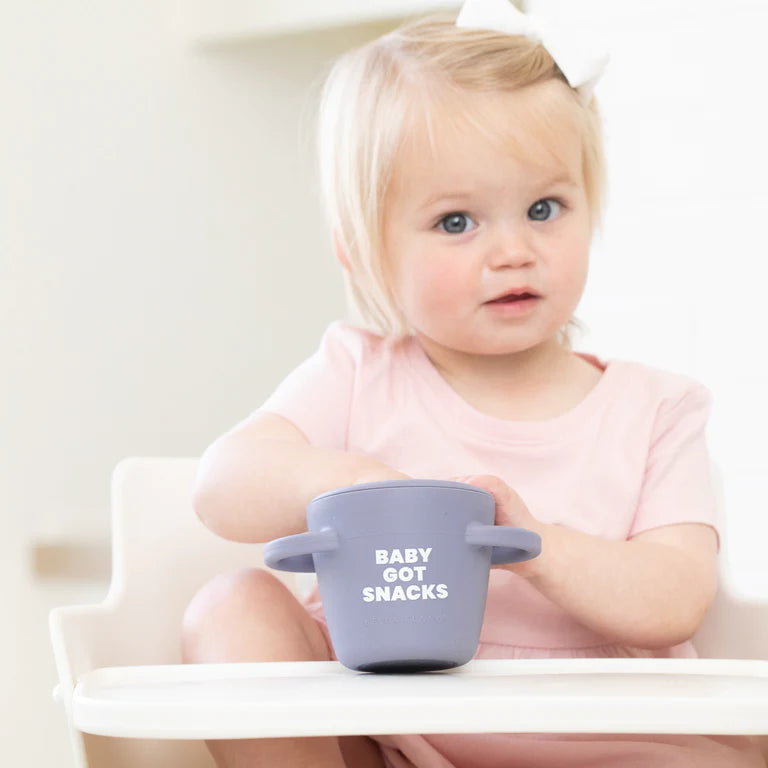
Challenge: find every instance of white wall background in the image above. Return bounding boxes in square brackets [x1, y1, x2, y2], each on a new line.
[1, 0, 766, 764]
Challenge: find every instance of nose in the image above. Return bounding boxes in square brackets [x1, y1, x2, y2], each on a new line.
[484, 222, 535, 270]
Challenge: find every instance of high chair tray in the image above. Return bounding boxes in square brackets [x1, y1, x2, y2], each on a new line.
[71, 658, 768, 739]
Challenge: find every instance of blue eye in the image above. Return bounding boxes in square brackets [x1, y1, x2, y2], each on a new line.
[438, 212, 477, 234]
[528, 198, 563, 222]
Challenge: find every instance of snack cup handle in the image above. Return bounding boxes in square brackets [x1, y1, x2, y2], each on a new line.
[465, 522, 541, 565]
[263, 528, 339, 573]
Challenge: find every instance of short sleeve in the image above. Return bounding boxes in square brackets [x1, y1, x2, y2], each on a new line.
[255, 322, 358, 451]
[629, 382, 720, 543]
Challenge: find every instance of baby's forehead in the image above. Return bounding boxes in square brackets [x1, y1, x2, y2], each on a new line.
[393, 86, 583, 194]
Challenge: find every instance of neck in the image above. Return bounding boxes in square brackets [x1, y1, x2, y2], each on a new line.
[415, 333, 572, 398]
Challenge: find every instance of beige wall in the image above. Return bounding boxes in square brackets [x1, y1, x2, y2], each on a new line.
[1, 5, 396, 763]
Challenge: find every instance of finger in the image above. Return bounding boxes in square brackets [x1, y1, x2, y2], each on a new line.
[461, 474, 511, 501]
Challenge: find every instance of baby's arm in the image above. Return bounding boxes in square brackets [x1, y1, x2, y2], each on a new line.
[193, 412, 408, 543]
[524, 520, 718, 649]
[466, 475, 718, 650]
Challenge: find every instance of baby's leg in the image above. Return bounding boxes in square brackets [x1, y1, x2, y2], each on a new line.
[181, 568, 386, 768]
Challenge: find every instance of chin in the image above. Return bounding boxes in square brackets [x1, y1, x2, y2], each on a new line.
[455, 337, 540, 357]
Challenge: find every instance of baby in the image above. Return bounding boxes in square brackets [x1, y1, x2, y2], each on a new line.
[181, 1, 766, 766]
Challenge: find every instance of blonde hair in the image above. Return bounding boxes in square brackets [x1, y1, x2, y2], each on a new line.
[317, 14, 607, 347]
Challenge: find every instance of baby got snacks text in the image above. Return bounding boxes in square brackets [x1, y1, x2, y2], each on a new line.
[362, 547, 449, 603]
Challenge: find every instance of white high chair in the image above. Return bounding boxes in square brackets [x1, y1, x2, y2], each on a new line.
[50, 457, 768, 768]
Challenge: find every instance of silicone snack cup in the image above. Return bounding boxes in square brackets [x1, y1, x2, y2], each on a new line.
[264, 480, 541, 672]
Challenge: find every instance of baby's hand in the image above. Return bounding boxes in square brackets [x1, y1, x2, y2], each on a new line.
[451, 474, 544, 575]
[352, 462, 411, 485]
[453, 473, 539, 527]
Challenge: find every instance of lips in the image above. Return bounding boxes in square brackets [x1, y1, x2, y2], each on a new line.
[487, 290, 540, 303]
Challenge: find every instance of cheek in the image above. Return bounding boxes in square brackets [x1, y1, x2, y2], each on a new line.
[566, 252, 589, 291]
[402, 256, 471, 317]
[551, 232, 591, 293]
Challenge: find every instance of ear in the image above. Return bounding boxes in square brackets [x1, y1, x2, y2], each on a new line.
[333, 230, 352, 273]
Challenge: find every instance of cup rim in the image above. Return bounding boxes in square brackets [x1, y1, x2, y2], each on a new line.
[310, 479, 490, 504]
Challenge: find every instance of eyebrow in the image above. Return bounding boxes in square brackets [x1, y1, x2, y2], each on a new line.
[417, 174, 579, 211]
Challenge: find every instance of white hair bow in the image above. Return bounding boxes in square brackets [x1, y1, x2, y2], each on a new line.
[456, 0, 610, 105]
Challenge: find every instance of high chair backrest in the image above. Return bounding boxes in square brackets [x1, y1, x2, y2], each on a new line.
[100, 457, 297, 669]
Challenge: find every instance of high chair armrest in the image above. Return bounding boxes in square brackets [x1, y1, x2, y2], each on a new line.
[50, 603, 120, 709]
[50, 601, 129, 768]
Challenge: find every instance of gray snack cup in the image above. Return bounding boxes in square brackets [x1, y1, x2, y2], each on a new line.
[264, 479, 541, 673]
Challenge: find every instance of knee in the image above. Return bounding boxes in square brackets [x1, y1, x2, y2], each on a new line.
[181, 567, 289, 662]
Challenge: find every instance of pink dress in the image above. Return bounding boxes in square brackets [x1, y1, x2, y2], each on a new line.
[257, 321, 765, 767]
